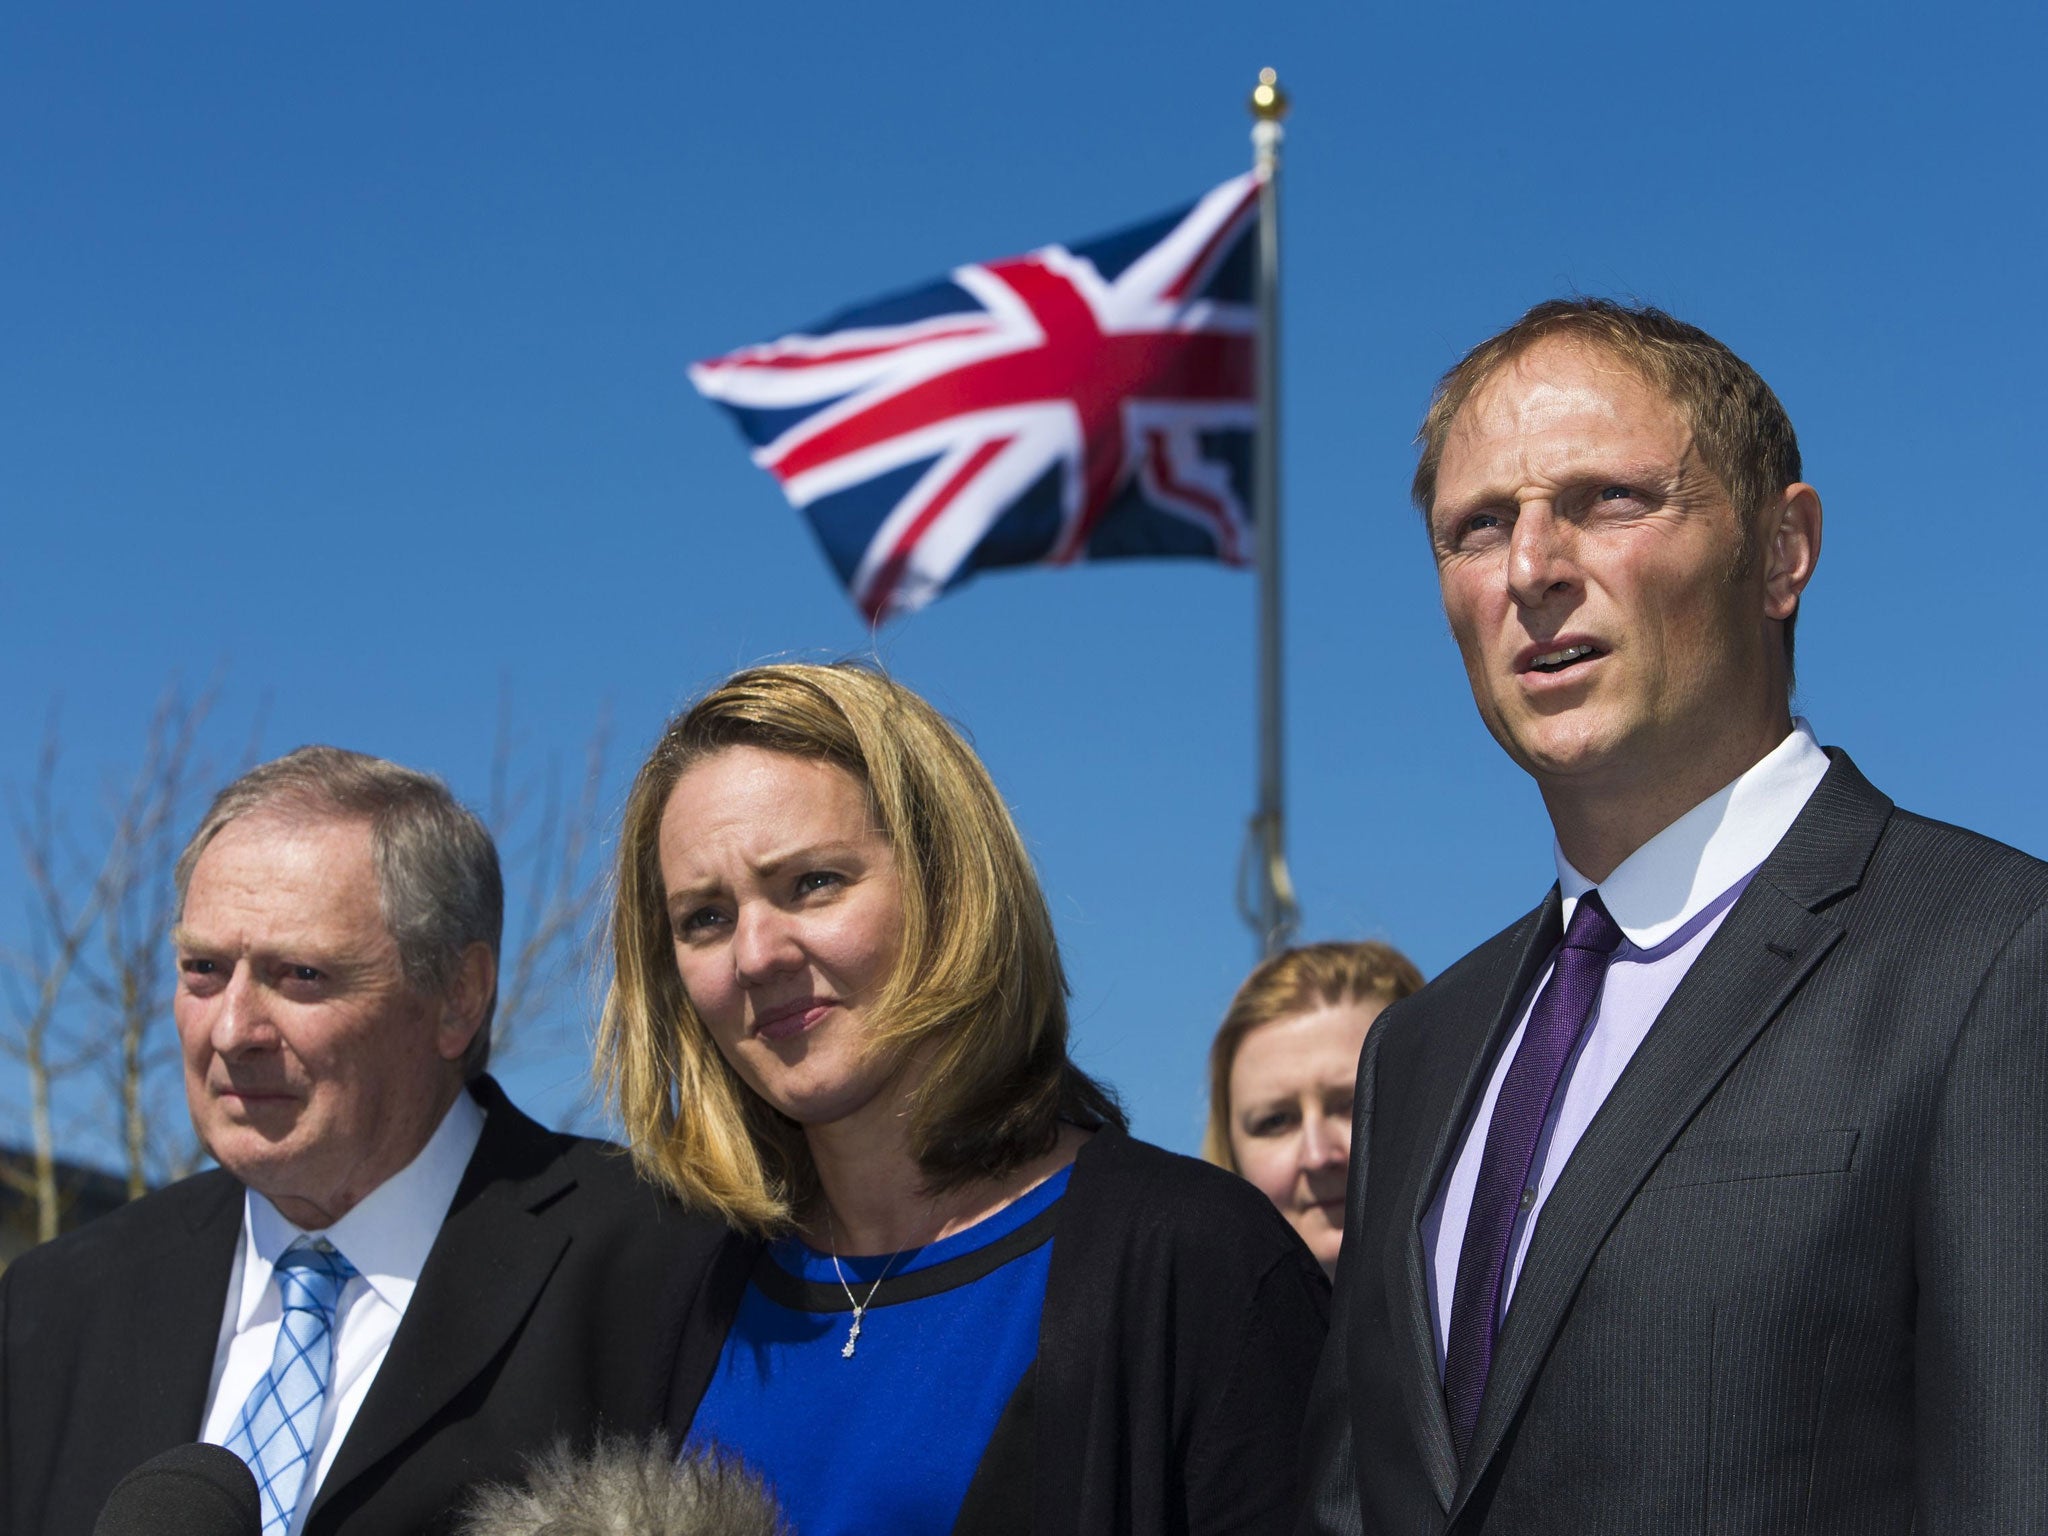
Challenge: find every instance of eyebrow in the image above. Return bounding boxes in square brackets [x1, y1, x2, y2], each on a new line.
[1435, 455, 1687, 515]
[1237, 1099, 1297, 1124]
[1554, 455, 1683, 488]
[168, 927, 357, 975]
[663, 840, 871, 907]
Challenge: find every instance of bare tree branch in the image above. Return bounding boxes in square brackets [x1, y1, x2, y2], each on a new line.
[83, 683, 215, 1197]
[2, 710, 129, 1240]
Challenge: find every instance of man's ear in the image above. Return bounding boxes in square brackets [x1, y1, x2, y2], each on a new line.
[435, 942, 497, 1064]
[1762, 483, 1822, 623]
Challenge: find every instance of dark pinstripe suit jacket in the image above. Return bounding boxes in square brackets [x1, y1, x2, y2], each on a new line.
[1299, 751, 2048, 1535]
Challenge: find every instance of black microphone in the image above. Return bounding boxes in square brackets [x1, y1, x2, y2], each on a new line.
[93, 1443, 262, 1536]
[454, 1434, 787, 1535]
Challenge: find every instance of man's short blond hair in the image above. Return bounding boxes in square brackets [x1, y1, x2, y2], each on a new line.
[1412, 298, 1805, 670]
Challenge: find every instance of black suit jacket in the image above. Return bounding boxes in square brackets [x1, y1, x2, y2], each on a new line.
[1300, 753, 2048, 1535]
[0, 1076, 723, 1536]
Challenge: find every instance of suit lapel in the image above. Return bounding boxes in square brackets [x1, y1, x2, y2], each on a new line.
[1450, 754, 1891, 1510]
[1385, 894, 1562, 1512]
[120, 1173, 245, 1457]
[311, 1083, 574, 1511]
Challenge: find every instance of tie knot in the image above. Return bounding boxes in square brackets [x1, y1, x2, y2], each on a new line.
[275, 1239, 357, 1319]
[1562, 890, 1624, 956]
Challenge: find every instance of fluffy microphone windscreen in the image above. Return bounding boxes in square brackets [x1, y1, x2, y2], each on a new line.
[93, 1443, 262, 1536]
[454, 1433, 788, 1536]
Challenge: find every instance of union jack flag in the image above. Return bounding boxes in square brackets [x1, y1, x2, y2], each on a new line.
[689, 174, 1261, 623]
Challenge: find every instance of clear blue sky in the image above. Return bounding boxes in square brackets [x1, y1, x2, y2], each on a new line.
[6, 2, 2045, 1155]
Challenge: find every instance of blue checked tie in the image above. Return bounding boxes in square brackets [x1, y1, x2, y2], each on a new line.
[225, 1239, 357, 1536]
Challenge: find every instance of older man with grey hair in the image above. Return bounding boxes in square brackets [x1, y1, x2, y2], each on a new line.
[1, 747, 724, 1536]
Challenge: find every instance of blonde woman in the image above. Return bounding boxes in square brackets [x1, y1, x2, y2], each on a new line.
[599, 662, 1325, 1536]
[1205, 942, 1423, 1275]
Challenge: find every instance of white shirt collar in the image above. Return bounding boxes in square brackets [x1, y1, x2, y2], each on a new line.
[236, 1087, 486, 1327]
[1556, 718, 1831, 950]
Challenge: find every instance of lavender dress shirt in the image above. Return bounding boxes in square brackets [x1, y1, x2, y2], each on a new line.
[1421, 720, 1832, 1371]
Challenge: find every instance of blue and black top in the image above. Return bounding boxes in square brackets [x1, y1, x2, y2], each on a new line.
[670, 1129, 1328, 1536]
[688, 1166, 1070, 1536]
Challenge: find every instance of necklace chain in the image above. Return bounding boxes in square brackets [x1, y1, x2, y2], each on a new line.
[825, 1212, 905, 1359]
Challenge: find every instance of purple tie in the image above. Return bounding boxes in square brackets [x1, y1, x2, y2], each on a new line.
[1443, 890, 1623, 1461]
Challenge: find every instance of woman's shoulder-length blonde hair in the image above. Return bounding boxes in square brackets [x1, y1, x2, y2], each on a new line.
[1201, 940, 1423, 1171]
[598, 661, 1122, 1234]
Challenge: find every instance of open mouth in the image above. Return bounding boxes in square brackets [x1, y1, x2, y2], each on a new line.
[1528, 642, 1602, 675]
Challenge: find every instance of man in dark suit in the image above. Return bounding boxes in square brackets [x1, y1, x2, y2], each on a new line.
[0, 746, 721, 1536]
[1300, 300, 2048, 1534]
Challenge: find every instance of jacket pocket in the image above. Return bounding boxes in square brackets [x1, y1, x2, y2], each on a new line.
[1640, 1129, 1859, 1192]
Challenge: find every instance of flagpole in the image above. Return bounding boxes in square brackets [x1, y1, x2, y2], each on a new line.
[1239, 67, 1301, 959]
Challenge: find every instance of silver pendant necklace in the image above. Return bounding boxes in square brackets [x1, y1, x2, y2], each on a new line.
[825, 1214, 906, 1359]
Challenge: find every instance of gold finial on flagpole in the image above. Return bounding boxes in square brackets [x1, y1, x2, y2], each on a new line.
[1249, 67, 1290, 122]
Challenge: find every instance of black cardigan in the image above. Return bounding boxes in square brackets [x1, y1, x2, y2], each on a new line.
[667, 1127, 1330, 1536]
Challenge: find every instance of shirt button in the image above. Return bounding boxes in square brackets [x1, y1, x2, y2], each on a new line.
[1519, 1187, 1536, 1211]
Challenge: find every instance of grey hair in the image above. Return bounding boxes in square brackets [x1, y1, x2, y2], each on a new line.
[173, 745, 503, 1078]
[454, 1435, 788, 1536]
